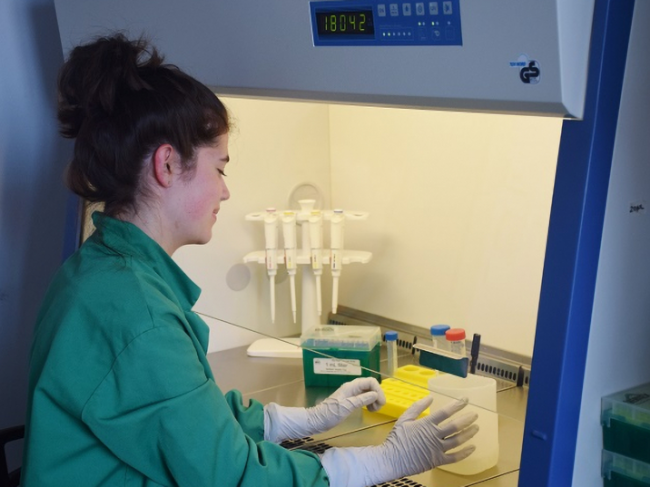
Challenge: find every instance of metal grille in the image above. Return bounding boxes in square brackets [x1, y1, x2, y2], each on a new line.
[279, 437, 316, 449]
[372, 479, 425, 487]
[280, 437, 333, 455]
[281, 438, 425, 487]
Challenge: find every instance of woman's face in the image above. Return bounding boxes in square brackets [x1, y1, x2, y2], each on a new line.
[170, 134, 230, 248]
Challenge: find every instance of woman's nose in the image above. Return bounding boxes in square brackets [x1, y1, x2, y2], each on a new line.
[221, 180, 230, 201]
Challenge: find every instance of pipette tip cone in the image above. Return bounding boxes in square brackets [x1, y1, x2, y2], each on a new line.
[289, 275, 297, 324]
[316, 277, 322, 316]
[270, 275, 276, 324]
[332, 276, 339, 316]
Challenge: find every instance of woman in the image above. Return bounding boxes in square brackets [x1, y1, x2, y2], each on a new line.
[22, 34, 478, 487]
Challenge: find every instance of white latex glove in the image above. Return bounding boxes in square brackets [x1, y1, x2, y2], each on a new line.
[264, 377, 386, 443]
[319, 396, 479, 487]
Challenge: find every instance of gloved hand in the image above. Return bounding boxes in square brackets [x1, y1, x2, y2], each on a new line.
[319, 396, 479, 487]
[264, 377, 386, 443]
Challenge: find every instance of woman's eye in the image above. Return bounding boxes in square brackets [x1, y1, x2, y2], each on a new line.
[218, 168, 227, 177]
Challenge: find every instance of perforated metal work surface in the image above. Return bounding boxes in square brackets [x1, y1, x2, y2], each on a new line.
[281, 438, 426, 487]
[373, 479, 426, 487]
[280, 437, 333, 455]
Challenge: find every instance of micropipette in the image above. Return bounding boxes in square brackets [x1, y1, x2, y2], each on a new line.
[308, 210, 323, 317]
[281, 211, 298, 323]
[264, 208, 279, 323]
[330, 209, 345, 314]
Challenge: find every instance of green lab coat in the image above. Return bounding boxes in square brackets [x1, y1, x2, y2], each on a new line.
[22, 212, 329, 487]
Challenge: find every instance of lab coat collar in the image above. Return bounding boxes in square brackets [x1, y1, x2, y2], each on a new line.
[90, 212, 202, 310]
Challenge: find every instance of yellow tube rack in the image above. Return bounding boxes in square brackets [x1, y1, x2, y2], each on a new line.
[368, 365, 439, 419]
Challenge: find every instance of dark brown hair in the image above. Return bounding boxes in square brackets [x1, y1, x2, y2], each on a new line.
[57, 33, 229, 216]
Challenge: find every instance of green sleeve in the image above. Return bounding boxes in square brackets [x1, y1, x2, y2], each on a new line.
[81, 325, 329, 487]
[224, 390, 266, 443]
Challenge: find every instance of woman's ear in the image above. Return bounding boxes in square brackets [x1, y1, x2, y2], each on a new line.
[152, 144, 177, 188]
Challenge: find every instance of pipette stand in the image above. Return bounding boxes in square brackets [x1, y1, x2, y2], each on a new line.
[244, 199, 371, 358]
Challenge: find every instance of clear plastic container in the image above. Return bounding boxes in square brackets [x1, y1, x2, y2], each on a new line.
[602, 450, 650, 487]
[301, 325, 381, 350]
[445, 328, 466, 356]
[429, 373, 499, 475]
[602, 382, 650, 464]
[430, 324, 450, 351]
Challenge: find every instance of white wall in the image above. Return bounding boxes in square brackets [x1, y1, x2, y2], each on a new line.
[573, 2, 650, 484]
[174, 97, 332, 352]
[0, 0, 71, 431]
[186, 98, 564, 357]
[329, 107, 562, 356]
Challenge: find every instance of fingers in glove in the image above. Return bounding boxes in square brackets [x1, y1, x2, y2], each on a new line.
[335, 378, 382, 398]
[336, 390, 382, 413]
[365, 387, 386, 412]
[441, 423, 480, 451]
[367, 389, 387, 412]
[396, 395, 434, 425]
[334, 378, 386, 411]
[353, 391, 384, 411]
[428, 396, 469, 424]
[439, 444, 477, 466]
[437, 412, 479, 438]
[358, 378, 386, 411]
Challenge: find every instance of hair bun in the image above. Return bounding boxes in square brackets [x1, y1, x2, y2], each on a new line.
[57, 33, 163, 138]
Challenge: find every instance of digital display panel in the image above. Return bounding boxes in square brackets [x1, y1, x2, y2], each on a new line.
[316, 9, 375, 37]
[310, 0, 462, 46]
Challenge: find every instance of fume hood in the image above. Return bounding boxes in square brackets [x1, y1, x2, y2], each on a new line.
[52, 1, 646, 486]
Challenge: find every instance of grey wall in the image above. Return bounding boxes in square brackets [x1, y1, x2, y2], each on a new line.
[0, 0, 72, 438]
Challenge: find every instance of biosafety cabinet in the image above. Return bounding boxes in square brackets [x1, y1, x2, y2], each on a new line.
[53, 0, 650, 486]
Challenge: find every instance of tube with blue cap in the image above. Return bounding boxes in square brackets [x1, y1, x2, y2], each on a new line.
[385, 331, 398, 376]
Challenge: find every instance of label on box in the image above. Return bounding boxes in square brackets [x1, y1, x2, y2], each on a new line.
[313, 358, 362, 376]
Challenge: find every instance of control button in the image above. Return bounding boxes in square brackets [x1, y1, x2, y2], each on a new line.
[432, 29, 441, 39]
[402, 3, 412, 16]
[443, 1, 453, 14]
[378, 4, 387, 16]
[429, 2, 439, 15]
[415, 3, 425, 15]
[390, 3, 399, 16]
